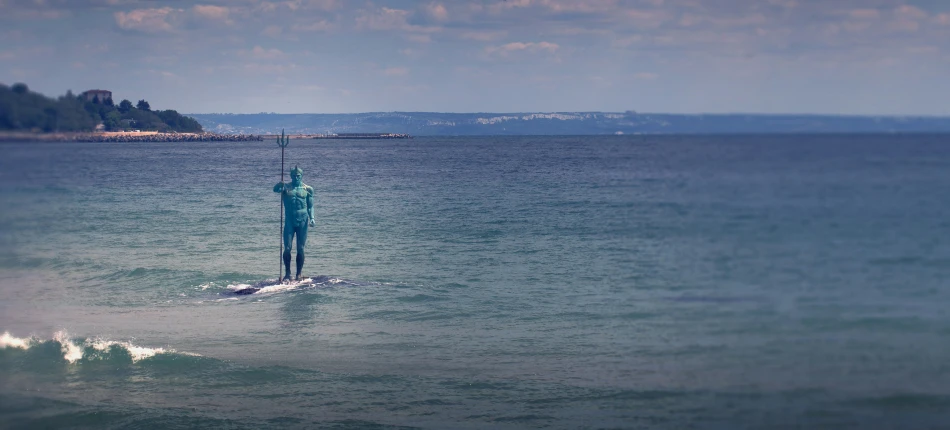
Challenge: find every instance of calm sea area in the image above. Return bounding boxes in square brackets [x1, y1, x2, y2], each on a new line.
[1, 135, 949, 429]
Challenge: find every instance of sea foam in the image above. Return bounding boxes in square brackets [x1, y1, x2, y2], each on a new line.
[1, 330, 198, 363]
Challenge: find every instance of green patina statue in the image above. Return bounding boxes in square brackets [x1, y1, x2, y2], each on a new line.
[273, 165, 315, 281]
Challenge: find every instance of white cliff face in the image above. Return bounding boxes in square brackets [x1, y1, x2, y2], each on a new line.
[475, 112, 627, 124]
[475, 115, 520, 125]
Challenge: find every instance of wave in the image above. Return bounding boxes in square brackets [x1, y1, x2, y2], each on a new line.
[0, 330, 198, 364]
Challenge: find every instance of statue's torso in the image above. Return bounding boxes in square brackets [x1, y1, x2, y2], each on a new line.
[282, 183, 312, 222]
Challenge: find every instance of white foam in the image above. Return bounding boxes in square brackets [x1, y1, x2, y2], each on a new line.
[53, 330, 84, 363]
[226, 278, 313, 295]
[226, 282, 254, 291]
[255, 281, 305, 294]
[2, 330, 198, 363]
[0, 331, 31, 349]
[87, 337, 168, 362]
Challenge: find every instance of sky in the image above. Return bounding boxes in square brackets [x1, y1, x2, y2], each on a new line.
[1, 0, 948, 115]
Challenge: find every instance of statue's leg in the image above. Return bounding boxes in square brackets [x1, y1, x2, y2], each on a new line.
[295, 222, 308, 280]
[283, 222, 294, 281]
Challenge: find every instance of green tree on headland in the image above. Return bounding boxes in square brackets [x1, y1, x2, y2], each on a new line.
[0, 83, 97, 131]
[0, 83, 202, 133]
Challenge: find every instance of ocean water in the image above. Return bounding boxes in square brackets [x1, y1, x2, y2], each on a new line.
[1, 135, 949, 429]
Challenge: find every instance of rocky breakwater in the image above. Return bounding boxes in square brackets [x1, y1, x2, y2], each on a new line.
[0, 131, 263, 143]
[79, 132, 263, 142]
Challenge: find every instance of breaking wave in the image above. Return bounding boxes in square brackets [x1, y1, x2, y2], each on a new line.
[0, 330, 198, 364]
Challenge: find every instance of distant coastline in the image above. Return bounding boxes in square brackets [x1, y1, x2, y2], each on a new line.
[189, 112, 950, 136]
[0, 131, 262, 143]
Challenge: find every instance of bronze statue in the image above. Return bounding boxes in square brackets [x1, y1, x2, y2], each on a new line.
[273, 165, 314, 282]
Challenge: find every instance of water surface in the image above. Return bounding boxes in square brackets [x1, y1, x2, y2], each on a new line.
[1, 135, 949, 428]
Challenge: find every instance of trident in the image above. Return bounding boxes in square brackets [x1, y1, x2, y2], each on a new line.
[277, 129, 290, 282]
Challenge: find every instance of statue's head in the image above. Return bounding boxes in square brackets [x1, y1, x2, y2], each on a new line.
[290, 166, 303, 184]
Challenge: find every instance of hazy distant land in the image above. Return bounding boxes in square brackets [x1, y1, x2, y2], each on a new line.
[189, 112, 950, 136]
[6, 81, 949, 137]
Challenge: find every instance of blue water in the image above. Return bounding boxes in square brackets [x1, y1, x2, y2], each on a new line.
[1, 135, 949, 429]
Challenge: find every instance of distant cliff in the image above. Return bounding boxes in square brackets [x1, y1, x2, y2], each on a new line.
[187, 111, 950, 136]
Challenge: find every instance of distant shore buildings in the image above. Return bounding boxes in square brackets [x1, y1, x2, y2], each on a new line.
[81, 89, 112, 103]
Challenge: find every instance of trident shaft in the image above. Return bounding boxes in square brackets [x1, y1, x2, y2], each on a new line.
[277, 129, 290, 282]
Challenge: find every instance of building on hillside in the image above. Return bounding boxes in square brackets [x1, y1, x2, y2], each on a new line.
[81, 89, 112, 103]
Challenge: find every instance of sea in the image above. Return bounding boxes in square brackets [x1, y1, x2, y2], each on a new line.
[1, 135, 949, 429]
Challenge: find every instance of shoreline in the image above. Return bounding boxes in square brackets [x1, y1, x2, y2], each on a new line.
[0, 131, 263, 143]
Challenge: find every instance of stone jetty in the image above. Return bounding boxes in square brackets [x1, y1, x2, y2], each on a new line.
[0, 131, 263, 143]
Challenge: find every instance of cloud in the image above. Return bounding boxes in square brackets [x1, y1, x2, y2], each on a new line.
[486, 0, 624, 15]
[459, 30, 508, 41]
[426, 2, 448, 21]
[633, 72, 658, 80]
[355, 7, 440, 33]
[291, 20, 334, 32]
[356, 7, 411, 30]
[536, 0, 621, 14]
[303, 0, 340, 11]
[193, 4, 230, 23]
[894, 5, 927, 20]
[485, 41, 560, 56]
[114, 7, 180, 33]
[239, 46, 286, 60]
[254, 0, 339, 13]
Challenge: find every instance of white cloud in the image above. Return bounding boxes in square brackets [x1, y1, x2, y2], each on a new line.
[485, 41, 560, 56]
[193, 4, 230, 23]
[356, 7, 411, 30]
[426, 2, 448, 21]
[114, 7, 180, 33]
